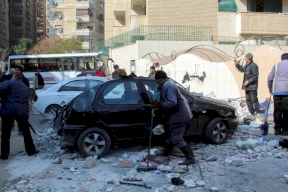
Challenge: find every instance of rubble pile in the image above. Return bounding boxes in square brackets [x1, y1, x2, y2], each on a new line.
[34, 128, 63, 151]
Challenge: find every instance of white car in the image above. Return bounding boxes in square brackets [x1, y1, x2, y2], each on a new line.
[32, 76, 110, 115]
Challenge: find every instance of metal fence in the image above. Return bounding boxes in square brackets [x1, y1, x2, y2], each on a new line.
[101, 25, 213, 49]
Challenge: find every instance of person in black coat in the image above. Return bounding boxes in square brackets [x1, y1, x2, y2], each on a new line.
[0, 73, 38, 160]
[235, 53, 260, 116]
[0, 65, 30, 88]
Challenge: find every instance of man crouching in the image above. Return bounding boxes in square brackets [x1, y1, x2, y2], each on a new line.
[151, 71, 196, 165]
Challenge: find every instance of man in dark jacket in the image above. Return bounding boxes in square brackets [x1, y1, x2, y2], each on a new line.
[0, 65, 30, 88]
[268, 53, 288, 135]
[151, 71, 196, 165]
[0, 73, 38, 160]
[112, 65, 127, 79]
[148, 66, 156, 79]
[235, 53, 260, 116]
[77, 68, 88, 77]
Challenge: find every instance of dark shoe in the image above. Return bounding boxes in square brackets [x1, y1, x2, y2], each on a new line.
[0, 156, 8, 160]
[275, 129, 281, 135]
[179, 145, 196, 165]
[28, 150, 39, 156]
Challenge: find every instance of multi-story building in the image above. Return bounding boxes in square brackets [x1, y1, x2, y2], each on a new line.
[9, 0, 37, 46]
[36, 0, 47, 42]
[104, 0, 288, 45]
[47, 0, 104, 52]
[0, 0, 9, 49]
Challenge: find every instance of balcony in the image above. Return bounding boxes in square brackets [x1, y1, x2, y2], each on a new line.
[76, 15, 89, 22]
[76, 0, 89, 9]
[82, 42, 90, 50]
[76, 28, 90, 36]
[236, 12, 288, 37]
[131, 0, 146, 9]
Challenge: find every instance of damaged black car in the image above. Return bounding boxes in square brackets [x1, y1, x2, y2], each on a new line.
[53, 76, 238, 158]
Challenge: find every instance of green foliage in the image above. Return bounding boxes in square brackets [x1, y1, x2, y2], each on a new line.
[13, 38, 34, 55]
[44, 37, 83, 54]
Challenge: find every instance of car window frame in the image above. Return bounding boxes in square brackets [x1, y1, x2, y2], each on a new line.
[86, 79, 103, 89]
[99, 79, 144, 105]
[58, 80, 86, 92]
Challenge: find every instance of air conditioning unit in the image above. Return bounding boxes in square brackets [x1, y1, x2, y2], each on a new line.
[58, 29, 63, 33]
[53, 2, 58, 6]
[58, 15, 63, 19]
[80, 23, 84, 26]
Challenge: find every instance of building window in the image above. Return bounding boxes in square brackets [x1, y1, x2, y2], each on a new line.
[26, 22, 30, 30]
[13, 21, 22, 27]
[76, 9, 89, 16]
[99, 14, 104, 21]
[13, 10, 22, 16]
[26, 0, 30, 7]
[0, 27, 6, 34]
[218, 0, 237, 12]
[26, 11, 30, 19]
[12, 33, 22, 38]
[0, 12, 5, 20]
[13, 0, 22, 4]
[99, 27, 104, 33]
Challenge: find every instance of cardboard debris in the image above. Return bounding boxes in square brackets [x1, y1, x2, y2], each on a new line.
[116, 161, 135, 168]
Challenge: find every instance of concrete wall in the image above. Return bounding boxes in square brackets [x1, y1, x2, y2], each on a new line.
[235, 0, 248, 12]
[147, 0, 218, 37]
[218, 12, 237, 38]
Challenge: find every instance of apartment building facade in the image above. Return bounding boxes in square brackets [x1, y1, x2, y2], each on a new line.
[47, 0, 104, 52]
[105, 0, 288, 45]
[0, 0, 9, 49]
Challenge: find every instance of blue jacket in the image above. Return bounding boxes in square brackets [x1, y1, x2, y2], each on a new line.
[0, 80, 30, 118]
[158, 79, 192, 124]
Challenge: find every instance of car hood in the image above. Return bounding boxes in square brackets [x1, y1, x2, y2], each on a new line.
[196, 96, 233, 108]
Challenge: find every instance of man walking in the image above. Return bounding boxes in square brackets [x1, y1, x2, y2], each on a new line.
[33, 69, 45, 90]
[0, 73, 38, 160]
[151, 71, 196, 165]
[235, 53, 260, 116]
[148, 66, 156, 79]
[112, 65, 127, 79]
[268, 53, 288, 135]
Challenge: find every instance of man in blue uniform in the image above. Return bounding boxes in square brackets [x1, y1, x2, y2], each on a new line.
[151, 71, 196, 165]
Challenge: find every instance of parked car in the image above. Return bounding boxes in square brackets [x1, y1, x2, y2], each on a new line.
[53, 76, 239, 158]
[32, 76, 110, 116]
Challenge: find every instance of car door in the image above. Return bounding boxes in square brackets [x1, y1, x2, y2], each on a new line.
[57, 80, 86, 106]
[94, 80, 151, 140]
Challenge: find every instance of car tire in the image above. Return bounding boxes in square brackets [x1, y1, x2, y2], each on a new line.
[204, 118, 228, 144]
[77, 127, 111, 158]
[45, 104, 63, 115]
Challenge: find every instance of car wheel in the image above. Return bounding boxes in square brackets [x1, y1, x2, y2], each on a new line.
[45, 104, 63, 116]
[77, 127, 111, 158]
[205, 118, 228, 144]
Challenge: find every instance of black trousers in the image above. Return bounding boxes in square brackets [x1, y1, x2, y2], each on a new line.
[1, 115, 36, 157]
[245, 90, 260, 115]
[164, 123, 189, 155]
[274, 95, 288, 132]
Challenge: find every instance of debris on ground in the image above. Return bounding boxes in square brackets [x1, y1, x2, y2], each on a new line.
[84, 156, 97, 169]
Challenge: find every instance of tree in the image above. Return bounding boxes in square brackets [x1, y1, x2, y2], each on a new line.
[13, 38, 34, 55]
[29, 37, 62, 54]
[44, 37, 83, 54]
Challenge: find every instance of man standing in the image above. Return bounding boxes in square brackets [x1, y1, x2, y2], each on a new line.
[0, 73, 38, 160]
[148, 66, 156, 79]
[151, 71, 196, 165]
[235, 53, 260, 116]
[268, 53, 288, 135]
[112, 65, 127, 79]
[77, 68, 88, 77]
[33, 69, 45, 90]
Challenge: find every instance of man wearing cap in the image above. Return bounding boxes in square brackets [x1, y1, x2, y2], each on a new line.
[235, 53, 260, 116]
[268, 53, 288, 135]
[148, 66, 156, 79]
[0, 65, 30, 88]
[151, 71, 196, 165]
[77, 68, 88, 77]
[112, 65, 127, 79]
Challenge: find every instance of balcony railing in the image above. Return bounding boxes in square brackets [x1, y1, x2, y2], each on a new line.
[76, 0, 89, 8]
[236, 12, 288, 36]
[76, 15, 90, 22]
